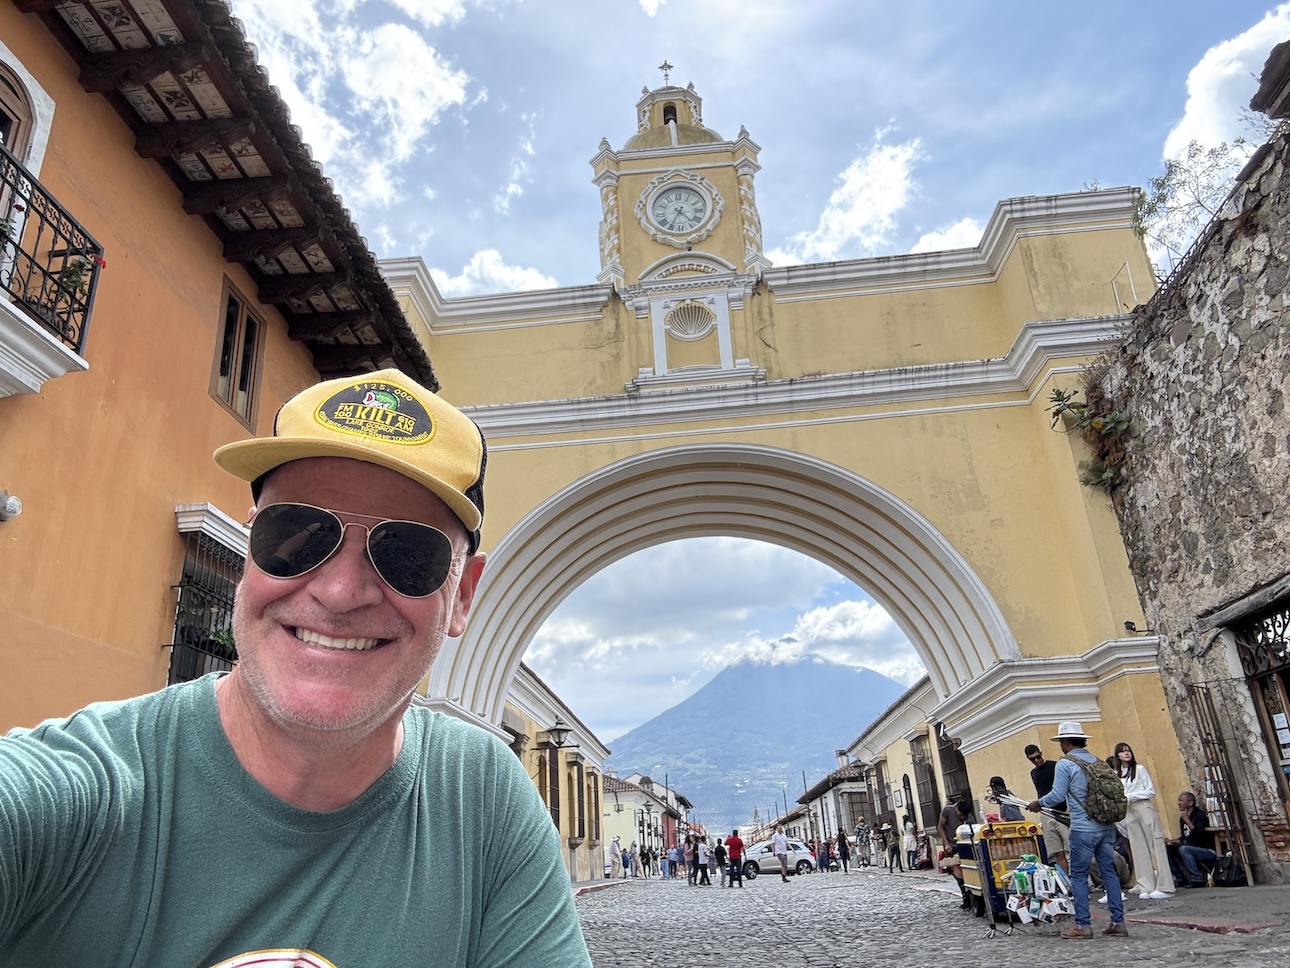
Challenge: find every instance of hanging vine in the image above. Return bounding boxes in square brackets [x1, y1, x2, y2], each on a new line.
[1046, 357, 1132, 490]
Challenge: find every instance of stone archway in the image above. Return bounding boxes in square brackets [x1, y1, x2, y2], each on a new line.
[428, 443, 1020, 729]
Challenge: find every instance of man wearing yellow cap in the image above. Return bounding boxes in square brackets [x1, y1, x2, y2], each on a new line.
[0, 371, 591, 966]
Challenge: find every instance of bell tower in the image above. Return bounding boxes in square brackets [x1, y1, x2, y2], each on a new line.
[590, 67, 768, 388]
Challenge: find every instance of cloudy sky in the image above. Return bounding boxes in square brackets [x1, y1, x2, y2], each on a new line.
[227, 0, 1289, 742]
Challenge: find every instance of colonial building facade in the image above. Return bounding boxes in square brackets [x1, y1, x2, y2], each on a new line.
[383, 77, 1183, 858]
[0, 0, 431, 730]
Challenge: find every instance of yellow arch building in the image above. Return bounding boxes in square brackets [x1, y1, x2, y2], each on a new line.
[382, 80, 1185, 816]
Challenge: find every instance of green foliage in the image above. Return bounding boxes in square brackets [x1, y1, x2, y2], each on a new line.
[1046, 361, 1131, 491]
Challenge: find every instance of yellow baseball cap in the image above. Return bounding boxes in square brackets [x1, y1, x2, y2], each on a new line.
[214, 369, 486, 552]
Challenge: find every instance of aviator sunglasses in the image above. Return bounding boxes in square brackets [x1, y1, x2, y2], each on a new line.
[249, 502, 460, 598]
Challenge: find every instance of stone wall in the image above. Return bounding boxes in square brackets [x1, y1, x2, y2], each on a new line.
[1107, 131, 1290, 880]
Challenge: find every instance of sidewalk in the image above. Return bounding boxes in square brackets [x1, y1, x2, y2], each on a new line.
[1118, 883, 1289, 934]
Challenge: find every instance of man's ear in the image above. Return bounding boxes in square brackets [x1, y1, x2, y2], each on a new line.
[447, 552, 487, 638]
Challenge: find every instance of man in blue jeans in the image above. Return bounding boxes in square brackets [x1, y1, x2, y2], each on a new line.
[1166, 792, 1217, 887]
[1026, 721, 1129, 939]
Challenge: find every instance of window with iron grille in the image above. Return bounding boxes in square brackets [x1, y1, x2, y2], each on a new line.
[844, 789, 872, 828]
[547, 747, 561, 830]
[937, 726, 971, 803]
[570, 760, 586, 841]
[1236, 601, 1290, 803]
[589, 772, 601, 844]
[911, 734, 942, 830]
[169, 531, 242, 684]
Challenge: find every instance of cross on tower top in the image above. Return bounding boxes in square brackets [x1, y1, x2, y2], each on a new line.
[658, 60, 674, 85]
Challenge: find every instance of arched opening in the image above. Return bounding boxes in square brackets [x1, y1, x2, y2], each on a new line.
[0, 63, 34, 161]
[430, 444, 1019, 730]
[662, 102, 677, 125]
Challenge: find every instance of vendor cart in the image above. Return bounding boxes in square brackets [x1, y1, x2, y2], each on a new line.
[956, 819, 1049, 921]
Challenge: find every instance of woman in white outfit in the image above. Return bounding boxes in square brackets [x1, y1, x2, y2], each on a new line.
[1115, 742, 1176, 899]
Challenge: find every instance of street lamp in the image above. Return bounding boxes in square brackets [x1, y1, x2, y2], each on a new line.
[541, 718, 572, 748]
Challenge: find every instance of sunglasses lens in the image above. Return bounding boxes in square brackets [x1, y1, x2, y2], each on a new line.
[250, 504, 343, 578]
[366, 521, 455, 597]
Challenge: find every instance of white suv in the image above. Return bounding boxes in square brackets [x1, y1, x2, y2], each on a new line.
[740, 839, 816, 878]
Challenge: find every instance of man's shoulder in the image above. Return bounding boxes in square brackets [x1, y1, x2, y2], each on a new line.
[405, 705, 514, 757]
[9, 676, 209, 746]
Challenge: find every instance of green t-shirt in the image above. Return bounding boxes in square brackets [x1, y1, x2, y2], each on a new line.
[0, 675, 590, 967]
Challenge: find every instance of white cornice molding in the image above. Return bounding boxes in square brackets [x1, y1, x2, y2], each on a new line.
[380, 257, 613, 330]
[842, 637, 1161, 759]
[465, 315, 1127, 439]
[930, 636, 1162, 755]
[763, 188, 1141, 300]
[609, 142, 740, 164]
[414, 695, 509, 740]
[847, 679, 936, 758]
[639, 251, 738, 280]
[174, 502, 248, 555]
[505, 665, 611, 761]
[379, 189, 1138, 334]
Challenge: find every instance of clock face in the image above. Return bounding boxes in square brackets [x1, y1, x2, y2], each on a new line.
[650, 186, 708, 234]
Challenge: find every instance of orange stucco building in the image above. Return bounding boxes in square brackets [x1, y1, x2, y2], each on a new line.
[0, 0, 432, 730]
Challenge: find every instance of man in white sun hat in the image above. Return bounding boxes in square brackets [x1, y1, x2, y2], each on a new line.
[1026, 721, 1129, 941]
[0, 370, 591, 966]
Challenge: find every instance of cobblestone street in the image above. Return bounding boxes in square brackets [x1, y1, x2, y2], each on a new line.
[576, 869, 1290, 967]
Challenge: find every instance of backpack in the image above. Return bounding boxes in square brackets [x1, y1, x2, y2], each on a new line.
[1063, 752, 1128, 824]
[1213, 854, 1247, 887]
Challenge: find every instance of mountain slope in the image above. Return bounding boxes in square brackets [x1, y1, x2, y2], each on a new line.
[605, 658, 907, 835]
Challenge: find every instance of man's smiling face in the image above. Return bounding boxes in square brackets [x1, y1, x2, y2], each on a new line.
[230, 457, 483, 741]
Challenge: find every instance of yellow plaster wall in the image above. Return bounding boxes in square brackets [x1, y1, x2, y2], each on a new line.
[423, 302, 635, 406]
[472, 376, 1135, 660]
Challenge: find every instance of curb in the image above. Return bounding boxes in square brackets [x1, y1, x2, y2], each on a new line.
[572, 881, 625, 897]
[1127, 915, 1282, 935]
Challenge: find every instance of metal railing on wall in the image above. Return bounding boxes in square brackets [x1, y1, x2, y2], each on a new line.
[0, 140, 105, 355]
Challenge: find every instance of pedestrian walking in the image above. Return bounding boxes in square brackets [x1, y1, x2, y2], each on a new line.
[853, 818, 872, 867]
[727, 828, 745, 887]
[715, 839, 729, 887]
[836, 831, 851, 873]
[772, 826, 791, 882]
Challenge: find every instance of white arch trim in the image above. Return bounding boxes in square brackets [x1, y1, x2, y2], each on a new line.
[428, 444, 1020, 729]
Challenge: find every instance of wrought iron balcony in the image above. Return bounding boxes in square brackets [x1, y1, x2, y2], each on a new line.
[0, 140, 104, 355]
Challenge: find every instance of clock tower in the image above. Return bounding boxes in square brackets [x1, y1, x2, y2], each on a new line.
[590, 74, 768, 385]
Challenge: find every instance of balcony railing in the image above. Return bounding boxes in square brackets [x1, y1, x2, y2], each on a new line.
[0, 140, 104, 355]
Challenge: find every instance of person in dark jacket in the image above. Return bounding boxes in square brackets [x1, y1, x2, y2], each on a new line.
[1165, 791, 1216, 887]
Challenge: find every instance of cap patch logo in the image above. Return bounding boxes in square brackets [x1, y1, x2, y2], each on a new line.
[315, 380, 435, 445]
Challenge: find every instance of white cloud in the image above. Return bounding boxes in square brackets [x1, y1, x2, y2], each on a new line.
[524, 539, 922, 740]
[494, 114, 537, 213]
[1164, 3, 1290, 157]
[348, 158, 401, 208]
[639, 0, 667, 14]
[340, 23, 468, 161]
[774, 135, 923, 263]
[430, 249, 559, 296]
[910, 217, 983, 253]
[698, 600, 922, 684]
[383, 0, 468, 28]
